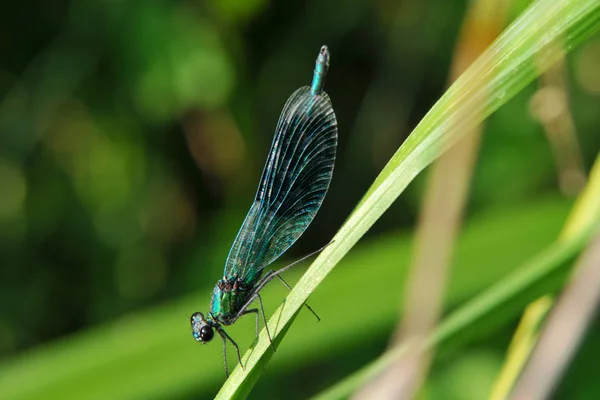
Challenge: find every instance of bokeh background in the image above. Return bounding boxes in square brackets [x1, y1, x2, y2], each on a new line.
[1, 0, 600, 399]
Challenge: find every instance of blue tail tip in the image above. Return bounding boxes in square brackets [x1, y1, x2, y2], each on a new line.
[318, 45, 330, 65]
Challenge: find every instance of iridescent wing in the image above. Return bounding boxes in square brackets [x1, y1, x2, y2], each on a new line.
[224, 86, 337, 284]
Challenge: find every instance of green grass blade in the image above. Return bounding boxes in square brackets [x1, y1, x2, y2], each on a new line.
[216, 0, 600, 398]
[0, 198, 571, 400]
[313, 223, 598, 400]
[489, 153, 600, 399]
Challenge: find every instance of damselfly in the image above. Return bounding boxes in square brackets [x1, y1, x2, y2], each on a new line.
[190, 45, 337, 376]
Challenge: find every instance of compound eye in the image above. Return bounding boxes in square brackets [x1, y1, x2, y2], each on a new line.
[190, 312, 204, 323]
[200, 325, 214, 342]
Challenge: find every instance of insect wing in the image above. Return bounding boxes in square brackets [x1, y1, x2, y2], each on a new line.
[224, 86, 337, 283]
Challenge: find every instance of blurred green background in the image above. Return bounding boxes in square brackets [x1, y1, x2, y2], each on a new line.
[1, 0, 600, 399]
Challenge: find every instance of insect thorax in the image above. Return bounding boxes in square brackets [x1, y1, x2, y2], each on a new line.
[209, 277, 252, 325]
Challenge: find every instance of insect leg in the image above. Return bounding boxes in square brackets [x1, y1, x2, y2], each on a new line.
[248, 241, 334, 296]
[233, 272, 275, 318]
[275, 275, 321, 321]
[245, 242, 332, 320]
[216, 329, 229, 377]
[226, 242, 333, 353]
[229, 293, 276, 353]
[271, 241, 334, 277]
[233, 298, 275, 352]
[215, 325, 243, 376]
[256, 293, 276, 352]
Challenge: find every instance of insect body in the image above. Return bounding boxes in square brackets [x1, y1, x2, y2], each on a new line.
[191, 45, 337, 376]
